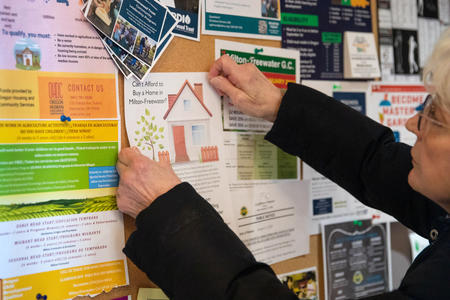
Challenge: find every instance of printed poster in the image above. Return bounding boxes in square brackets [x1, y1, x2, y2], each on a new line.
[278, 267, 319, 300]
[281, 0, 372, 80]
[322, 218, 390, 300]
[367, 83, 427, 146]
[215, 40, 310, 263]
[202, 0, 282, 40]
[124, 72, 236, 229]
[0, 1, 128, 298]
[301, 81, 373, 234]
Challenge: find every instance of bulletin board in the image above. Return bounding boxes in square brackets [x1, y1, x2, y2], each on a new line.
[75, 1, 379, 299]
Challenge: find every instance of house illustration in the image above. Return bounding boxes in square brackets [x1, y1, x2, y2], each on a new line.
[163, 80, 217, 163]
[14, 39, 41, 71]
[21, 48, 33, 66]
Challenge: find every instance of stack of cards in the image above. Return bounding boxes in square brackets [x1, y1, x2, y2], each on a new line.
[81, 0, 179, 80]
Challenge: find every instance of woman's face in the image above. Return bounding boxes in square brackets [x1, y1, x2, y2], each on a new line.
[406, 97, 450, 211]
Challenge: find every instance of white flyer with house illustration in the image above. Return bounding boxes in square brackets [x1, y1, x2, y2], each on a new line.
[124, 72, 235, 229]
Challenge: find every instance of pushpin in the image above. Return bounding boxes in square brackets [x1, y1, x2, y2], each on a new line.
[254, 48, 263, 54]
[60, 115, 71, 122]
[353, 220, 362, 226]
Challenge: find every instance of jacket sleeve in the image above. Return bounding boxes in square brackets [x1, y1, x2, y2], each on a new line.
[123, 182, 298, 300]
[265, 83, 446, 238]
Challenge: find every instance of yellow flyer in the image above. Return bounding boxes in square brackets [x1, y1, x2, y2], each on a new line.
[0, 1, 127, 298]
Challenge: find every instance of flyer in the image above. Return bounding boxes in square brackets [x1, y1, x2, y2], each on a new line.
[391, 0, 418, 30]
[439, 0, 450, 24]
[160, 0, 201, 41]
[233, 180, 310, 264]
[343, 31, 380, 78]
[366, 82, 427, 146]
[84, 0, 177, 70]
[278, 267, 319, 300]
[124, 72, 236, 229]
[103, 36, 151, 80]
[392, 28, 420, 75]
[321, 218, 390, 300]
[0, 1, 127, 298]
[216, 39, 300, 132]
[202, 0, 282, 40]
[418, 16, 441, 68]
[215, 40, 310, 262]
[301, 81, 375, 234]
[281, 0, 372, 80]
[153, 33, 174, 65]
[377, 0, 396, 81]
[103, 39, 133, 79]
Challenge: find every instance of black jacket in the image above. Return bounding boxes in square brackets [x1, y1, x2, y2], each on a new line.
[124, 83, 450, 299]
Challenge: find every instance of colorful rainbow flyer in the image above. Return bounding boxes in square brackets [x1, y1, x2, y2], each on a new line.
[0, 1, 127, 298]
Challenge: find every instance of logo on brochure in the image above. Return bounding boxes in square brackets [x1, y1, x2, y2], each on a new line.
[378, 93, 391, 124]
[240, 206, 248, 217]
[352, 36, 369, 53]
[14, 38, 41, 71]
[258, 20, 268, 34]
[172, 12, 191, 25]
[352, 271, 364, 284]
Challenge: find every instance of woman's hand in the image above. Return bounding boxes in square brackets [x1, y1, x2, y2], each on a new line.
[208, 55, 283, 122]
[115, 147, 181, 218]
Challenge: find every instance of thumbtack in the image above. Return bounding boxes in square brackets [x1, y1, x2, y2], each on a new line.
[60, 115, 71, 122]
[353, 220, 362, 226]
[254, 48, 263, 54]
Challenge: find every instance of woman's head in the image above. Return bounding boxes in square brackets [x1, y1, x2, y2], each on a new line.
[406, 28, 450, 211]
[422, 28, 450, 112]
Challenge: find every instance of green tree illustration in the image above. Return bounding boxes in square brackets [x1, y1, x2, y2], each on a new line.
[134, 108, 165, 160]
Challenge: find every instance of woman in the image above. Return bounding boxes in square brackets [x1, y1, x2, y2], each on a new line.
[116, 29, 450, 299]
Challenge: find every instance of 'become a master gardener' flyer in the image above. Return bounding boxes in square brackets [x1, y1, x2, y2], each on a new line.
[0, 1, 128, 298]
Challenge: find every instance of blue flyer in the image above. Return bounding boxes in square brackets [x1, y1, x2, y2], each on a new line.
[160, 0, 201, 41]
[333, 91, 366, 115]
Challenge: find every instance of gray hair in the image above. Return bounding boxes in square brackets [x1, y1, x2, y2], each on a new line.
[423, 28, 450, 112]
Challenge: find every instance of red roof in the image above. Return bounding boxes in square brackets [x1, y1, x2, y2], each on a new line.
[163, 80, 213, 120]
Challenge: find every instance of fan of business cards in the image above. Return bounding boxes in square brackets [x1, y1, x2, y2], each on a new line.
[81, 0, 179, 81]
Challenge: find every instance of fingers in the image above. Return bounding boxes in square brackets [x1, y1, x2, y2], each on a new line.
[208, 55, 240, 80]
[209, 76, 245, 104]
[158, 158, 172, 168]
[117, 146, 142, 167]
[116, 159, 127, 175]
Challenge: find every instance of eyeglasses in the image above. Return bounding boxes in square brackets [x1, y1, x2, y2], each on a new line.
[416, 94, 450, 131]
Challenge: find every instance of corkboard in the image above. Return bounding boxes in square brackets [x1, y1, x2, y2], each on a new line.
[76, 1, 379, 299]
